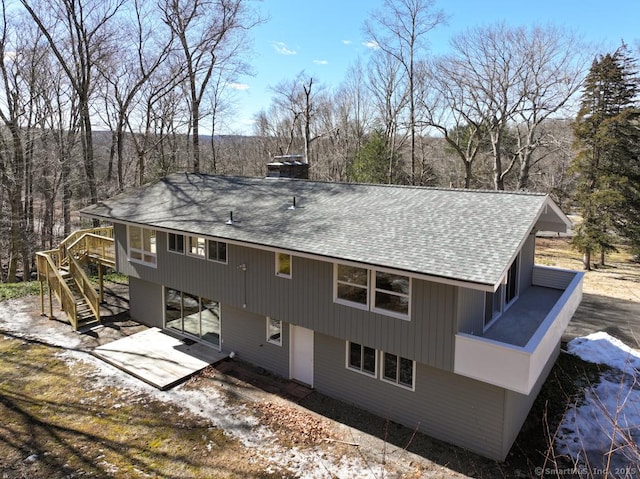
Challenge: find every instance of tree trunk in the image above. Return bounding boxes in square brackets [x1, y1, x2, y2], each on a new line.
[464, 161, 472, 189]
[583, 249, 591, 271]
[81, 103, 98, 205]
[62, 157, 72, 237]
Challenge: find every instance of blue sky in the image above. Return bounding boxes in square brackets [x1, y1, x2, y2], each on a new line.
[225, 0, 640, 134]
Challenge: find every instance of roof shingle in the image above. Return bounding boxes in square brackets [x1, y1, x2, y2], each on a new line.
[80, 173, 563, 287]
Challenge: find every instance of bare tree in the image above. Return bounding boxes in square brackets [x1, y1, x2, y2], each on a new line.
[430, 23, 587, 190]
[159, 0, 259, 173]
[20, 0, 124, 208]
[366, 51, 409, 183]
[511, 25, 587, 190]
[364, 0, 445, 184]
[419, 58, 489, 188]
[97, 0, 173, 191]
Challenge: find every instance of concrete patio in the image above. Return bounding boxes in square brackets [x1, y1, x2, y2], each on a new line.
[93, 327, 228, 390]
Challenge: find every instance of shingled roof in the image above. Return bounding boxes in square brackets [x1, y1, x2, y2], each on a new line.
[80, 172, 570, 288]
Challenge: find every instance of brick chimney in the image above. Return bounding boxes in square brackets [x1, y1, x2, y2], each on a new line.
[266, 154, 309, 179]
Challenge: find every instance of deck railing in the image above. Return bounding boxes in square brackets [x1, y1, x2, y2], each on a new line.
[68, 253, 101, 323]
[67, 232, 115, 266]
[36, 226, 114, 330]
[36, 252, 79, 330]
[454, 267, 584, 394]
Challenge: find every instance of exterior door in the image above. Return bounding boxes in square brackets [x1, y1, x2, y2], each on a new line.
[290, 325, 314, 387]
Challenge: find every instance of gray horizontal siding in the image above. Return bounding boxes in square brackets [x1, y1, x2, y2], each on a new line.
[314, 332, 507, 460]
[221, 305, 290, 378]
[532, 266, 576, 289]
[114, 225, 458, 371]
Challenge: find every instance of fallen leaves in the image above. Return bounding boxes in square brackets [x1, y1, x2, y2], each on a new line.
[254, 400, 338, 446]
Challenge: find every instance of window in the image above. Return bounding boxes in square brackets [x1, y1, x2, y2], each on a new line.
[266, 317, 282, 346]
[207, 240, 227, 263]
[168, 233, 184, 254]
[188, 236, 206, 257]
[382, 352, 414, 389]
[505, 257, 519, 304]
[347, 342, 377, 376]
[484, 255, 520, 328]
[373, 271, 410, 318]
[165, 288, 221, 348]
[335, 264, 369, 308]
[275, 252, 291, 278]
[128, 226, 156, 266]
[335, 264, 412, 319]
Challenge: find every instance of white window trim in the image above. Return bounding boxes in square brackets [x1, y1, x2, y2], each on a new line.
[128, 225, 157, 268]
[371, 269, 411, 321]
[266, 317, 282, 346]
[187, 235, 206, 258]
[334, 263, 412, 319]
[345, 341, 378, 378]
[275, 251, 292, 279]
[207, 239, 228, 264]
[333, 264, 370, 311]
[380, 351, 416, 391]
[483, 254, 520, 332]
[167, 232, 185, 255]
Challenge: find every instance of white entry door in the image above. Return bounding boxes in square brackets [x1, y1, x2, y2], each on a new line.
[290, 325, 314, 387]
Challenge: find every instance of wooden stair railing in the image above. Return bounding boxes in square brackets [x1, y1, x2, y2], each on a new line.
[36, 252, 79, 330]
[36, 226, 114, 331]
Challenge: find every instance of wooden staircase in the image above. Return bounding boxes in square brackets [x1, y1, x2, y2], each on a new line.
[36, 227, 115, 331]
[61, 270, 99, 329]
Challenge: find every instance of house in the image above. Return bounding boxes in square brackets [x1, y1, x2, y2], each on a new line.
[78, 163, 583, 461]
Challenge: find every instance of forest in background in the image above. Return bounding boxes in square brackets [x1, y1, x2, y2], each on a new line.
[0, 0, 637, 282]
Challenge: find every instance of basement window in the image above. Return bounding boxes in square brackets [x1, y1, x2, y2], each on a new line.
[128, 226, 156, 267]
[346, 342, 377, 377]
[266, 317, 282, 346]
[381, 352, 415, 390]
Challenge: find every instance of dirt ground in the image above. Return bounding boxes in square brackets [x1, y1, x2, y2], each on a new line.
[536, 237, 640, 347]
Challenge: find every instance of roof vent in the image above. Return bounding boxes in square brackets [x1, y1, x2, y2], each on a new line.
[266, 154, 309, 179]
[226, 211, 234, 225]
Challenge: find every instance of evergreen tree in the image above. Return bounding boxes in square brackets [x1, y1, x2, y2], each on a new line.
[572, 44, 640, 269]
[348, 130, 403, 184]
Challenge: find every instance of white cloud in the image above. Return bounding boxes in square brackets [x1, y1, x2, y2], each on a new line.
[362, 40, 379, 50]
[229, 83, 250, 91]
[313, 60, 328, 65]
[271, 41, 297, 55]
[342, 40, 352, 45]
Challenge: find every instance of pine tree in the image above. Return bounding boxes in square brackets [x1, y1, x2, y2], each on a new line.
[572, 44, 640, 269]
[348, 130, 404, 184]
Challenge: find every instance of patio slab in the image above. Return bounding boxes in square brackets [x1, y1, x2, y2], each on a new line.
[93, 327, 228, 390]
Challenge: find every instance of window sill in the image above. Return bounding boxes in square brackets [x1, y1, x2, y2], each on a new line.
[128, 258, 157, 268]
[346, 365, 377, 378]
[380, 377, 415, 392]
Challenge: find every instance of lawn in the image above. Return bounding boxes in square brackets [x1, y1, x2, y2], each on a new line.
[0, 333, 275, 479]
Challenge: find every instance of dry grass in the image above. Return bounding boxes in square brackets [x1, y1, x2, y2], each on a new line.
[536, 237, 640, 302]
[0, 336, 278, 479]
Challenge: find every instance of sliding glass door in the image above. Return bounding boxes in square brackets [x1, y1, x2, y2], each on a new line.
[165, 288, 221, 348]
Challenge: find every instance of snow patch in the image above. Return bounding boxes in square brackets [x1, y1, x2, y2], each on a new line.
[556, 332, 640, 470]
